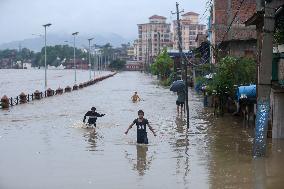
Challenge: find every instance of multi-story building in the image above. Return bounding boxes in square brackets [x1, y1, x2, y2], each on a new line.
[127, 46, 135, 61]
[132, 39, 139, 61]
[173, 12, 207, 51]
[137, 15, 172, 62]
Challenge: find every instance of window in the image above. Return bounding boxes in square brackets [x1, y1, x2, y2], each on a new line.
[188, 25, 196, 30]
[189, 31, 196, 35]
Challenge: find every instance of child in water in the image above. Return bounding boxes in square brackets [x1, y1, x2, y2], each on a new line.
[131, 91, 141, 102]
[125, 110, 156, 144]
[83, 107, 105, 127]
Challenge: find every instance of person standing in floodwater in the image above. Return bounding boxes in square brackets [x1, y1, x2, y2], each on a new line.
[176, 90, 185, 115]
[131, 91, 141, 103]
[83, 107, 105, 127]
[125, 110, 156, 144]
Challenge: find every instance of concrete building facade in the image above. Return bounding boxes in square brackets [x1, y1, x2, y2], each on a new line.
[173, 12, 207, 51]
[137, 15, 172, 62]
[210, 0, 257, 63]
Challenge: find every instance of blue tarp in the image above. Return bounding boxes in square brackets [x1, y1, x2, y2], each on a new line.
[236, 85, 256, 102]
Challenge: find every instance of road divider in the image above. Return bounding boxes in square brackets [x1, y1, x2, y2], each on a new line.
[0, 72, 117, 110]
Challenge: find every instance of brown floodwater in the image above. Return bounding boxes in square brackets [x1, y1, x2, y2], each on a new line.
[0, 71, 283, 189]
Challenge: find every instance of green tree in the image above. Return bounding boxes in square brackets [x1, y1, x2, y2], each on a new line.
[209, 56, 256, 96]
[37, 45, 87, 67]
[109, 59, 126, 70]
[150, 49, 173, 80]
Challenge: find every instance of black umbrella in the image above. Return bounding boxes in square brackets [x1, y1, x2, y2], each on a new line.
[170, 80, 185, 92]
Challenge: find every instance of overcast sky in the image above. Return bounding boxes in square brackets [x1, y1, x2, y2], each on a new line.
[0, 0, 208, 44]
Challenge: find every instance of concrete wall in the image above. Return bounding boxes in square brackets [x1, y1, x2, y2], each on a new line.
[227, 40, 257, 59]
[272, 90, 284, 138]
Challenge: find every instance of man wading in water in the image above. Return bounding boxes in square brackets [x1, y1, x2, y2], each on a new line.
[83, 107, 105, 127]
[131, 91, 141, 103]
[125, 110, 156, 144]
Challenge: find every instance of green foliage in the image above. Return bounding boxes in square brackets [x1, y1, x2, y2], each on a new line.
[195, 76, 207, 85]
[209, 56, 256, 96]
[0, 45, 88, 67]
[160, 77, 172, 86]
[109, 59, 126, 70]
[100, 43, 113, 56]
[38, 45, 87, 67]
[150, 49, 173, 79]
[195, 63, 215, 76]
[275, 29, 284, 45]
[275, 16, 284, 45]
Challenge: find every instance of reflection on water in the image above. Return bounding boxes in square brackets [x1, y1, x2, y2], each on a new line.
[0, 71, 284, 189]
[125, 145, 154, 176]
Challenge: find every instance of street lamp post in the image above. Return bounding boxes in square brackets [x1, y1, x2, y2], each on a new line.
[93, 48, 97, 78]
[72, 32, 79, 84]
[88, 38, 94, 80]
[43, 23, 52, 90]
[98, 54, 101, 73]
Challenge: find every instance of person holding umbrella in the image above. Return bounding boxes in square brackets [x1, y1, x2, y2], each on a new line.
[170, 80, 186, 115]
[176, 90, 185, 115]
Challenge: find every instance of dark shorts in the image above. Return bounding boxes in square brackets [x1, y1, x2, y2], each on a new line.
[176, 101, 185, 107]
[137, 132, 148, 144]
[88, 118, 97, 127]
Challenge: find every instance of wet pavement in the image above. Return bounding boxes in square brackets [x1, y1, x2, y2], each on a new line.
[0, 71, 284, 189]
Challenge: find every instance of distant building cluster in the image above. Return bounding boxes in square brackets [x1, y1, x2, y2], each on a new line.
[128, 12, 207, 64]
[127, 1, 261, 67]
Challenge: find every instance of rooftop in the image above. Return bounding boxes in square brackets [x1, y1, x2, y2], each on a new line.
[182, 12, 199, 17]
[149, 15, 167, 20]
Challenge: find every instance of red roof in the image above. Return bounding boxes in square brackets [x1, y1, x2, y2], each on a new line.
[182, 12, 199, 16]
[149, 15, 167, 20]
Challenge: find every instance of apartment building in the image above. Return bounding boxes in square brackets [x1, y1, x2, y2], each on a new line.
[137, 15, 172, 62]
[173, 12, 207, 51]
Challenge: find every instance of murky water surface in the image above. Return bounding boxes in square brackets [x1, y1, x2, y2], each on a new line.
[0, 71, 283, 189]
[0, 69, 109, 97]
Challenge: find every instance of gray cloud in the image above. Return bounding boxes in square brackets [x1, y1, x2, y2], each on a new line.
[0, 0, 208, 44]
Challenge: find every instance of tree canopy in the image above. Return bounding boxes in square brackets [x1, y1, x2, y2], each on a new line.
[109, 59, 126, 70]
[209, 56, 256, 95]
[150, 49, 173, 80]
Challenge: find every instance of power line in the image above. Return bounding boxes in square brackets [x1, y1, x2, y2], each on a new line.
[219, 0, 246, 44]
[199, 0, 213, 23]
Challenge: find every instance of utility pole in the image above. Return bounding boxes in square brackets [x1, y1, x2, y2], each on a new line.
[253, 1, 275, 157]
[88, 38, 94, 80]
[98, 54, 100, 73]
[43, 23, 52, 89]
[72, 32, 79, 84]
[99, 54, 102, 73]
[172, 2, 190, 129]
[94, 51, 97, 78]
[104, 55, 107, 70]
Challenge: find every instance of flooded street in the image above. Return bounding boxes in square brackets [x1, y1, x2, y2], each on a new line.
[0, 69, 110, 97]
[0, 71, 284, 189]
